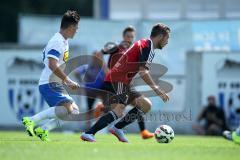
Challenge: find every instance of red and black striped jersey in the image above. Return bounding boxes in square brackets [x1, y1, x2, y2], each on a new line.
[105, 38, 155, 84]
[108, 41, 131, 69]
[102, 41, 131, 69]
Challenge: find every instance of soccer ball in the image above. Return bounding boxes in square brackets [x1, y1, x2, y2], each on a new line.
[154, 125, 174, 143]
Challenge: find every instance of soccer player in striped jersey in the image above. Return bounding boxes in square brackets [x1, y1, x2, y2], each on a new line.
[81, 23, 170, 142]
[99, 26, 154, 139]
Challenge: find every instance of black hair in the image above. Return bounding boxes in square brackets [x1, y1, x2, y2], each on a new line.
[150, 23, 170, 37]
[60, 10, 80, 29]
[122, 26, 135, 36]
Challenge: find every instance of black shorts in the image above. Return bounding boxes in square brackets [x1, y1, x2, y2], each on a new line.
[102, 81, 142, 106]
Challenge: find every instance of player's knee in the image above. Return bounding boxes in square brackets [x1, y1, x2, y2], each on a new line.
[54, 105, 69, 120]
[139, 97, 152, 113]
[70, 103, 80, 114]
[114, 109, 124, 117]
[135, 96, 152, 107]
[113, 104, 125, 117]
[62, 102, 79, 114]
[61, 103, 73, 113]
[115, 112, 123, 118]
[72, 107, 80, 114]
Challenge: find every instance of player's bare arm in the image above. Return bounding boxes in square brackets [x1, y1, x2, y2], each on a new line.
[48, 57, 79, 90]
[139, 66, 169, 102]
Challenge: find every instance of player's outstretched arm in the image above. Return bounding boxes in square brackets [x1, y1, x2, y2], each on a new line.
[139, 66, 169, 102]
[48, 57, 79, 90]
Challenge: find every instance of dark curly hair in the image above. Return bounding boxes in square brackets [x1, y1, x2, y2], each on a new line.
[60, 10, 80, 29]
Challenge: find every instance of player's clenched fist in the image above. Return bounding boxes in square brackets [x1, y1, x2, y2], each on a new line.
[63, 77, 80, 90]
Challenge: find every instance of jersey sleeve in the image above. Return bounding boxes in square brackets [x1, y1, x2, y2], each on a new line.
[46, 42, 63, 61]
[139, 40, 153, 70]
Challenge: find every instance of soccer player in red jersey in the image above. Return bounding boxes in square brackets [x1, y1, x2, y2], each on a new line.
[99, 26, 154, 139]
[81, 23, 170, 142]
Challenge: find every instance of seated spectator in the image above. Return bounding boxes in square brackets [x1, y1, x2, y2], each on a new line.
[193, 96, 227, 135]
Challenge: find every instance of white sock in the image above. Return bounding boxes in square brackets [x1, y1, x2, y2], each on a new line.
[29, 106, 69, 124]
[29, 107, 57, 124]
[41, 118, 65, 131]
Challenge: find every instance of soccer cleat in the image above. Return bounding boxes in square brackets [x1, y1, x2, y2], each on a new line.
[222, 130, 232, 141]
[22, 117, 35, 136]
[232, 131, 240, 144]
[141, 129, 154, 139]
[34, 127, 50, 142]
[80, 132, 96, 142]
[222, 130, 233, 141]
[109, 126, 128, 143]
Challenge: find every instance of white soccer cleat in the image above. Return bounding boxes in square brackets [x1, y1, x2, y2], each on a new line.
[80, 132, 96, 142]
[222, 130, 232, 141]
[109, 126, 129, 143]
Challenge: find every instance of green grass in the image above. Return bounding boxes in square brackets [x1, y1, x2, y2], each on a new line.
[0, 131, 239, 160]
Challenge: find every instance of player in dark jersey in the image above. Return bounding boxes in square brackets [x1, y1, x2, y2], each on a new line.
[81, 23, 170, 142]
[98, 26, 154, 139]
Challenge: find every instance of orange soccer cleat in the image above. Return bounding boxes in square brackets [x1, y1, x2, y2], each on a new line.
[141, 129, 154, 139]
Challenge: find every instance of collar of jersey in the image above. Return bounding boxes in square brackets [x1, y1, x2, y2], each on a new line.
[56, 32, 68, 43]
[149, 39, 155, 54]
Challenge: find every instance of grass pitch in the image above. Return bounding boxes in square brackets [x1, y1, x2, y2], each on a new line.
[0, 131, 239, 160]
